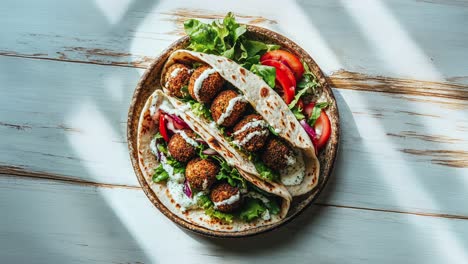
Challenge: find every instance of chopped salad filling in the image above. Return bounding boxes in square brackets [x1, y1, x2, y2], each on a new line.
[151, 109, 280, 223]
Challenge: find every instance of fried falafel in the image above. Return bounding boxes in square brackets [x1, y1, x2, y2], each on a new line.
[188, 65, 224, 103]
[164, 63, 192, 98]
[210, 90, 248, 127]
[185, 158, 219, 191]
[232, 114, 269, 152]
[168, 129, 197, 162]
[261, 137, 295, 171]
[210, 182, 242, 213]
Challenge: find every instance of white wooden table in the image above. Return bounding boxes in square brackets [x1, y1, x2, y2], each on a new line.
[1, 0, 468, 263]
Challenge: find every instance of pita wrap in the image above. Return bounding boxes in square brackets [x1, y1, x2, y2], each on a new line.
[161, 50, 320, 196]
[137, 89, 292, 232]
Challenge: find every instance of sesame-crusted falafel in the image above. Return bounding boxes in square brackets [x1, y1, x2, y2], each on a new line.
[210, 182, 242, 213]
[188, 65, 224, 103]
[210, 90, 248, 127]
[185, 158, 219, 191]
[233, 114, 269, 152]
[164, 63, 192, 98]
[168, 129, 197, 163]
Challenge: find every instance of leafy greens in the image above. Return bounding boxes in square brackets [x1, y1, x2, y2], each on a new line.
[184, 12, 279, 85]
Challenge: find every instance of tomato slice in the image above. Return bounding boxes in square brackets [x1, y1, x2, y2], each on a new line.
[159, 114, 170, 142]
[303, 102, 315, 117]
[260, 59, 296, 104]
[314, 111, 331, 150]
[296, 98, 304, 110]
[261, 50, 304, 81]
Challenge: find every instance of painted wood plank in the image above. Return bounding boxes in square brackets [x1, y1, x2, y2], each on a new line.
[1, 176, 468, 264]
[1, 0, 468, 85]
[1, 56, 467, 217]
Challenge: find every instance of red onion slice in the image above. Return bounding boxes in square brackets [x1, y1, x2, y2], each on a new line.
[165, 114, 189, 130]
[196, 138, 207, 145]
[300, 119, 317, 143]
[164, 115, 178, 134]
[202, 148, 218, 155]
[183, 179, 192, 198]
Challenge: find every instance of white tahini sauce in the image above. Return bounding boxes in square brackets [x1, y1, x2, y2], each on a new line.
[262, 209, 271, 220]
[150, 137, 158, 157]
[213, 191, 241, 209]
[232, 119, 268, 136]
[158, 99, 181, 116]
[202, 178, 209, 190]
[285, 154, 296, 166]
[149, 95, 159, 117]
[209, 121, 217, 130]
[216, 96, 247, 125]
[159, 155, 205, 211]
[170, 68, 182, 79]
[160, 155, 184, 183]
[234, 130, 269, 147]
[245, 192, 270, 205]
[165, 68, 184, 88]
[193, 68, 216, 101]
[280, 150, 305, 186]
[177, 130, 199, 147]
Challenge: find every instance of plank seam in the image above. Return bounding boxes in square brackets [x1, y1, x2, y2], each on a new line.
[0, 165, 140, 190]
[1, 53, 467, 100]
[315, 203, 468, 221]
[1, 166, 467, 221]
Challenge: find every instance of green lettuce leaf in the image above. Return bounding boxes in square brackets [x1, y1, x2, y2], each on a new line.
[205, 208, 234, 223]
[197, 194, 214, 209]
[264, 198, 280, 215]
[183, 12, 276, 72]
[288, 85, 310, 109]
[250, 64, 276, 88]
[239, 198, 267, 222]
[307, 102, 329, 126]
[154, 132, 164, 140]
[297, 61, 320, 94]
[152, 164, 169, 183]
[246, 184, 281, 215]
[253, 158, 279, 182]
[267, 124, 279, 136]
[291, 106, 305, 120]
[212, 155, 247, 188]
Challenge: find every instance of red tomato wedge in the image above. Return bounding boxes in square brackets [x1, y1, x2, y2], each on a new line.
[314, 111, 331, 150]
[297, 99, 304, 111]
[260, 59, 296, 104]
[261, 50, 304, 81]
[303, 102, 315, 117]
[159, 114, 170, 142]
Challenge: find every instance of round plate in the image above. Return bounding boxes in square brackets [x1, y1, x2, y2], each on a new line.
[127, 25, 340, 238]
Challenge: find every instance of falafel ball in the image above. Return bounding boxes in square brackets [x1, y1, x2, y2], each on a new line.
[261, 137, 295, 171]
[210, 182, 242, 213]
[185, 158, 219, 191]
[188, 65, 224, 103]
[210, 90, 248, 127]
[233, 114, 269, 152]
[167, 129, 197, 163]
[164, 63, 192, 98]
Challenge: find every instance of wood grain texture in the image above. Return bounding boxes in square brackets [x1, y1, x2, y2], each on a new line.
[1, 0, 468, 261]
[2, 176, 468, 264]
[1, 0, 468, 84]
[1, 56, 467, 218]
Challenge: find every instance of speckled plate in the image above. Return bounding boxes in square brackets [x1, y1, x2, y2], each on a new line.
[127, 25, 340, 238]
